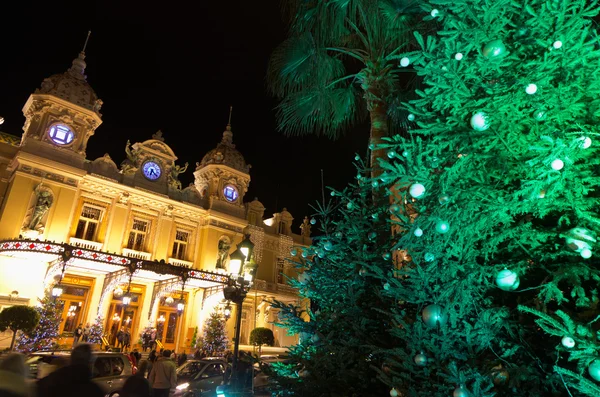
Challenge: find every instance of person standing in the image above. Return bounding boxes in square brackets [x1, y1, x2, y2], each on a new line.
[120, 375, 151, 397]
[73, 324, 83, 346]
[148, 348, 157, 364]
[123, 329, 131, 352]
[82, 323, 91, 342]
[116, 327, 125, 351]
[0, 352, 31, 397]
[177, 350, 187, 367]
[148, 350, 177, 397]
[36, 343, 104, 397]
[150, 328, 157, 350]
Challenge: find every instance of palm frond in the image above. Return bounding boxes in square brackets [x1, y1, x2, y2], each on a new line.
[275, 84, 365, 139]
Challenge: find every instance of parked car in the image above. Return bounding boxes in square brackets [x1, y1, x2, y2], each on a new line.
[171, 358, 229, 397]
[25, 350, 134, 397]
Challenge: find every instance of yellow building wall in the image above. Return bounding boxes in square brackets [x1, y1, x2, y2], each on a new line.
[45, 186, 77, 243]
[0, 174, 38, 239]
[105, 204, 128, 253]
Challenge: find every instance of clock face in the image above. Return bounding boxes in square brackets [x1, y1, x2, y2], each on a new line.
[142, 161, 162, 181]
[48, 124, 75, 145]
[223, 185, 238, 202]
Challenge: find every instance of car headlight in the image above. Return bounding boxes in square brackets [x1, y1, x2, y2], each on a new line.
[176, 382, 190, 390]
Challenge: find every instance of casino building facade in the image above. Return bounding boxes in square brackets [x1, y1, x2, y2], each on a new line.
[0, 47, 311, 353]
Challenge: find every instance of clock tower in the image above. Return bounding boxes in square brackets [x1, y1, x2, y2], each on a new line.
[194, 110, 250, 216]
[20, 35, 103, 169]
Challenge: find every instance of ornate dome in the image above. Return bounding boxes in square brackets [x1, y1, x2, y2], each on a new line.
[197, 124, 250, 174]
[35, 52, 102, 114]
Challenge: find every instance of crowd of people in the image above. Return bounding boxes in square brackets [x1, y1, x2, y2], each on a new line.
[0, 344, 189, 397]
[0, 343, 259, 397]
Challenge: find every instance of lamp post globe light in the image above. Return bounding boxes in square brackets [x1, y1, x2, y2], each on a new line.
[220, 234, 258, 394]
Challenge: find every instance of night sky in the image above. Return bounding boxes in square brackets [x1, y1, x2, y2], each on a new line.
[0, 1, 369, 231]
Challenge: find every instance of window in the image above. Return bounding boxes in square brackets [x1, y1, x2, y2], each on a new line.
[75, 205, 103, 241]
[127, 219, 150, 251]
[48, 124, 74, 145]
[278, 221, 287, 235]
[110, 357, 124, 375]
[93, 357, 112, 378]
[172, 229, 190, 260]
[202, 364, 224, 378]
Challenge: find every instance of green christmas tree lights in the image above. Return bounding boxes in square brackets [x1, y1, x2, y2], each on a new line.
[202, 310, 228, 357]
[16, 296, 62, 353]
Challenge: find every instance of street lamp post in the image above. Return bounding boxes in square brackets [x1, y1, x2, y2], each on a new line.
[222, 234, 258, 392]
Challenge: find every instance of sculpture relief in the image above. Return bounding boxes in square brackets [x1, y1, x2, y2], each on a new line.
[300, 216, 312, 237]
[168, 162, 188, 190]
[21, 184, 54, 238]
[215, 236, 231, 271]
[120, 140, 139, 174]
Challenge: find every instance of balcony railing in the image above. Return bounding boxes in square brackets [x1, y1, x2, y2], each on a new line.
[253, 279, 297, 296]
[121, 248, 152, 261]
[167, 257, 193, 268]
[69, 237, 103, 251]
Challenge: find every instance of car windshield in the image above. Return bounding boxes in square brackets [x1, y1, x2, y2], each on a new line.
[177, 361, 205, 377]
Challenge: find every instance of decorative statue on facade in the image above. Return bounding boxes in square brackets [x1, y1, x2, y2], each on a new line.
[215, 238, 231, 270]
[120, 140, 138, 174]
[168, 162, 188, 190]
[300, 216, 311, 237]
[21, 184, 54, 238]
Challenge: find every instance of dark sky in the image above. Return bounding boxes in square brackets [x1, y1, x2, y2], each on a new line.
[0, 1, 369, 231]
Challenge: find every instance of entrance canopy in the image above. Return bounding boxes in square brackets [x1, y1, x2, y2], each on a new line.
[0, 239, 230, 289]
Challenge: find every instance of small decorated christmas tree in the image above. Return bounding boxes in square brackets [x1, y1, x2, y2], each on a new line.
[88, 315, 104, 346]
[203, 310, 228, 357]
[16, 296, 62, 353]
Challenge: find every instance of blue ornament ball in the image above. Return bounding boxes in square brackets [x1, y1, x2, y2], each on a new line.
[290, 248, 298, 256]
[496, 269, 520, 291]
[310, 218, 317, 225]
[482, 39, 507, 58]
[382, 252, 392, 260]
[453, 386, 468, 397]
[424, 252, 435, 262]
[368, 232, 377, 240]
[414, 228, 423, 237]
[435, 221, 450, 234]
[387, 150, 397, 159]
[389, 204, 400, 213]
[414, 353, 427, 366]
[409, 183, 426, 199]
[588, 359, 600, 381]
[422, 304, 448, 327]
[323, 241, 333, 251]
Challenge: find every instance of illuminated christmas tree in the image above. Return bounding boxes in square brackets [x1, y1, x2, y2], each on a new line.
[371, 0, 600, 396]
[268, 164, 396, 396]
[88, 315, 104, 346]
[16, 296, 62, 353]
[203, 310, 228, 357]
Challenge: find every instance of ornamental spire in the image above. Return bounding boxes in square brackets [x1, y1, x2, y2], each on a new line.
[69, 31, 91, 80]
[222, 105, 234, 145]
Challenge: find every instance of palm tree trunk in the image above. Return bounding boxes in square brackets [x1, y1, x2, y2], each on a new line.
[10, 329, 17, 351]
[368, 98, 389, 181]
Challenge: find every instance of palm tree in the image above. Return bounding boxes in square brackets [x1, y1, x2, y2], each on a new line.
[268, 0, 422, 179]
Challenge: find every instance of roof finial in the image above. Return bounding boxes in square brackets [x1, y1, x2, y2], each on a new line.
[69, 31, 90, 79]
[222, 105, 234, 145]
[82, 31, 91, 54]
